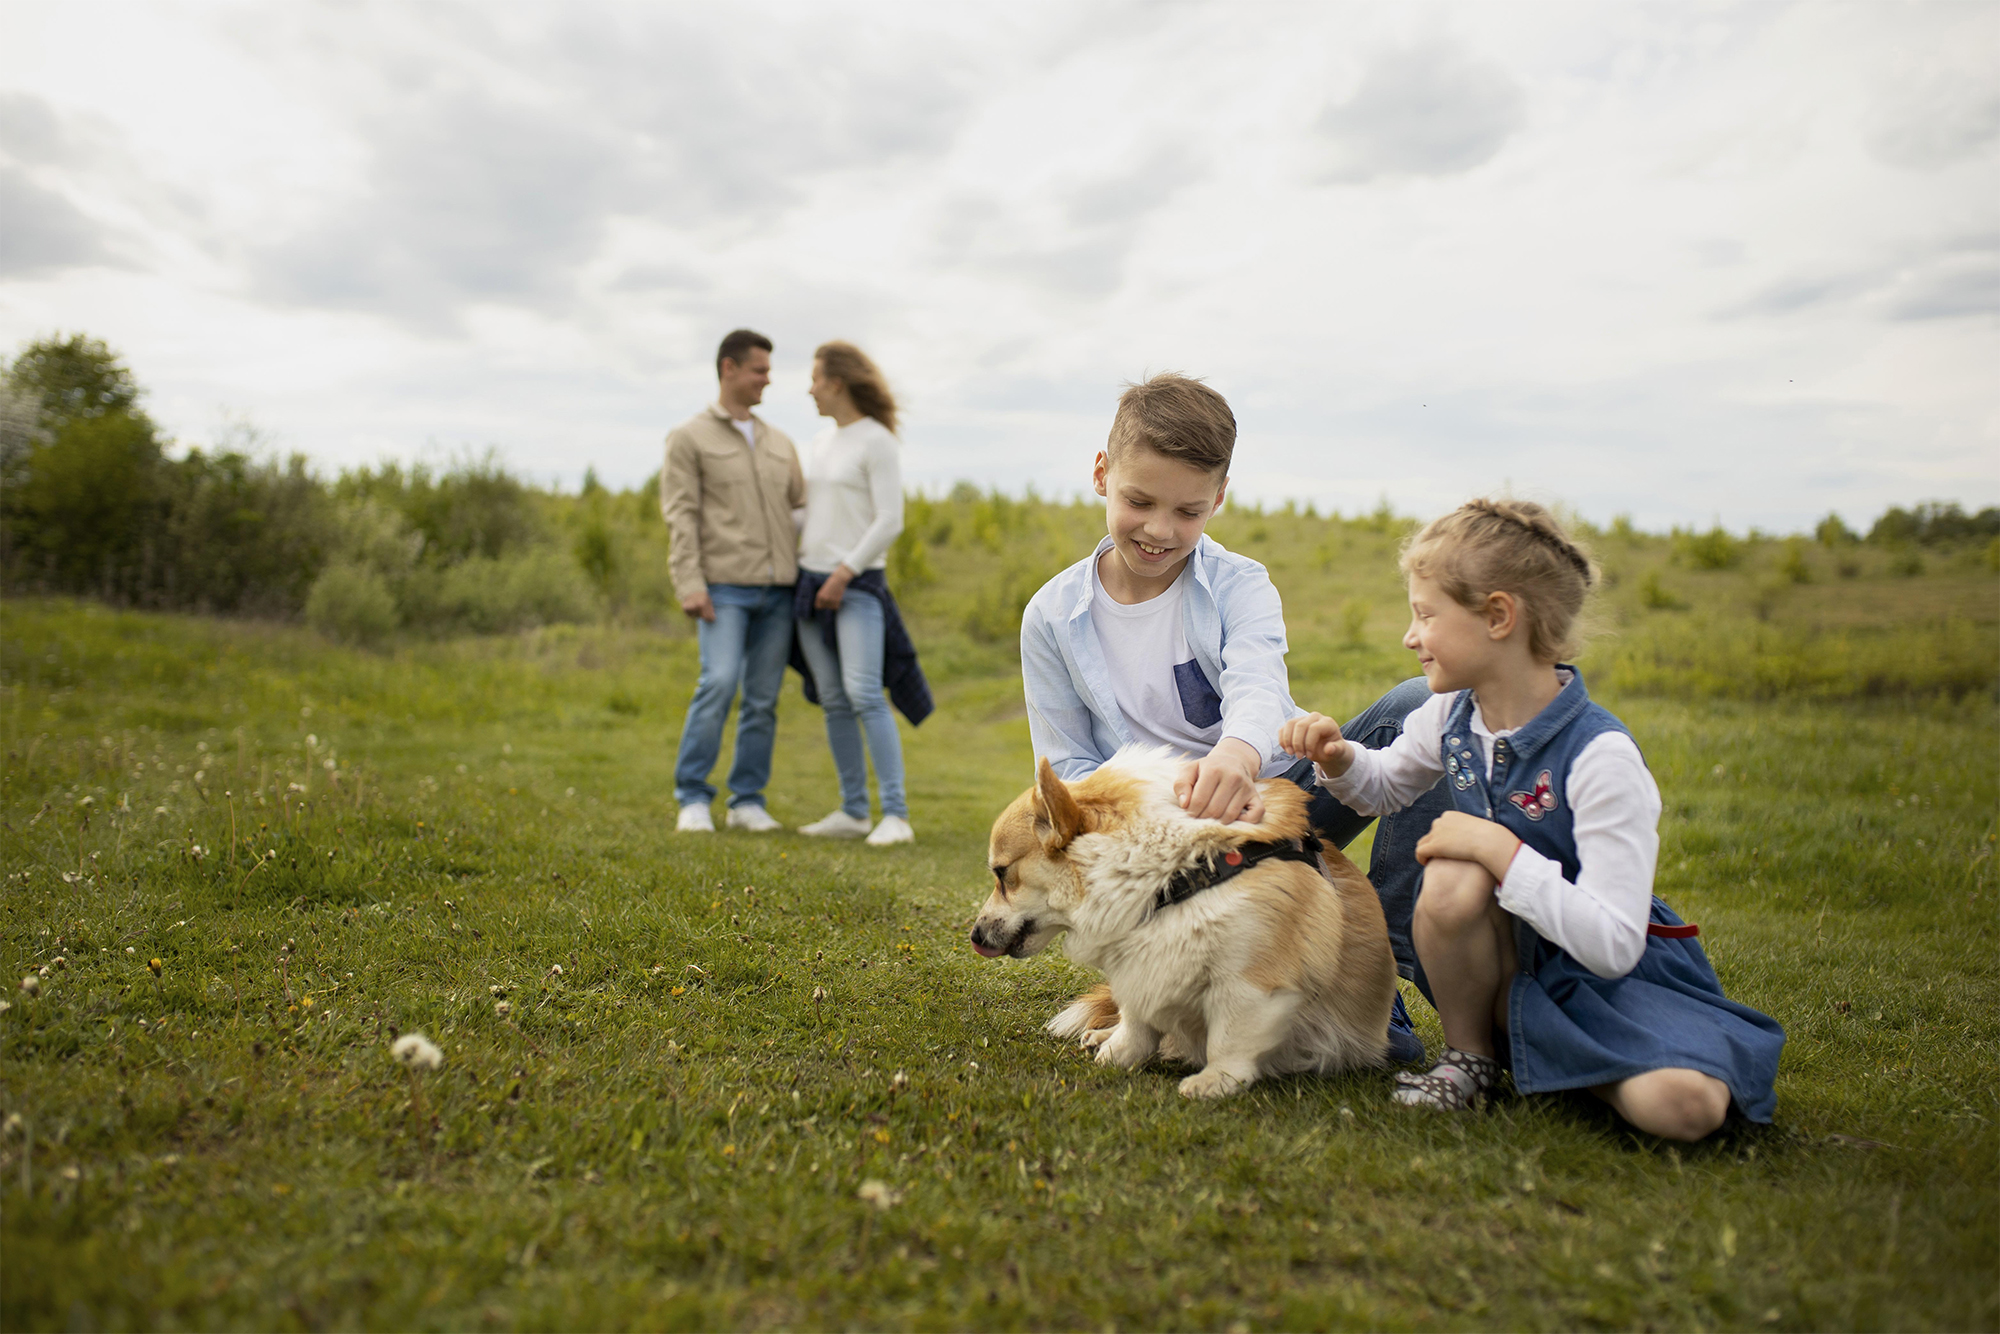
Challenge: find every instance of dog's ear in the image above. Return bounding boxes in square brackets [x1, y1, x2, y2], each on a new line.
[1034, 757, 1084, 851]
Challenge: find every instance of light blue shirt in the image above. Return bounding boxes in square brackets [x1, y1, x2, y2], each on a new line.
[1020, 534, 1301, 780]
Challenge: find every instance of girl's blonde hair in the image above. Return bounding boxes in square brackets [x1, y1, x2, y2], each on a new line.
[1401, 498, 1598, 662]
[814, 340, 898, 434]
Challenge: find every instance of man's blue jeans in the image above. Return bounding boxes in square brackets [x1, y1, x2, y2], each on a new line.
[795, 585, 908, 820]
[673, 584, 794, 810]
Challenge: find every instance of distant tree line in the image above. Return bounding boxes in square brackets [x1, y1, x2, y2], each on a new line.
[2, 335, 1994, 645]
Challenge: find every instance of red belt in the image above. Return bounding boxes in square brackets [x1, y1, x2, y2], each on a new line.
[1648, 922, 1700, 938]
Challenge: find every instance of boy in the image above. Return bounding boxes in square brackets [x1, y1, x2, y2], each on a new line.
[1018, 373, 1436, 1061]
[1020, 374, 1292, 822]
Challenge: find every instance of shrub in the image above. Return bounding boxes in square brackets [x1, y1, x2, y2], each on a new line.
[963, 555, 1060, 644]
[888, 528, 936, 591]
[1815, 512, 1858, 546]
[1777, 537, 1813, 585]
[1673, 525, 1742, 570]
[1340, 599, 1371, 648]
[2, 409, 166, 599]
[428, 547, 600, 634]
[1868, 502, 2000, 547]
[1640, 571, 1688, 611]
[574, 512, 617, 596]
[305, 563, 398, 646]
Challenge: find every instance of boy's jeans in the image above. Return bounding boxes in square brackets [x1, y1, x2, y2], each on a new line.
[795, 586, 907, 820]
[673, 583, 794, 810]
[1284, 675, 1448, 980]
[1285, 677, 1449, 1061]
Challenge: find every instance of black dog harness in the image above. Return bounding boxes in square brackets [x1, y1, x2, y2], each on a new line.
[1153, 833, 1326, 915]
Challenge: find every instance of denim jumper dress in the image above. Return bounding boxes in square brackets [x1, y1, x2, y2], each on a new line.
[1428, 668, 1785, 1122]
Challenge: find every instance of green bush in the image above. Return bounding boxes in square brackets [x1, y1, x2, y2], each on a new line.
[1673, 524, 1742, 570]
[1777, 536, 1813, 585]
[425, 547, 601, 634]
[1639, 571, 1688, 610]
[304, 562, 398, 646]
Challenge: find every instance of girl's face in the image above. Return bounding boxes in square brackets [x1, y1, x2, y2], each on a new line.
[1402, 573, 1504, 693]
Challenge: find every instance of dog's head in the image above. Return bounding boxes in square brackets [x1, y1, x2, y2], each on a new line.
[969, 757, 1131, 959]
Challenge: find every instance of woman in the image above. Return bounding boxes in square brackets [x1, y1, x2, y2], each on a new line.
[793, 341, 920, 845]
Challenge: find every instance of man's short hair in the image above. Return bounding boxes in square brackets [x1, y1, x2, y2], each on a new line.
[1105, 373, 1236, 474]
[716, 329, 774, 377]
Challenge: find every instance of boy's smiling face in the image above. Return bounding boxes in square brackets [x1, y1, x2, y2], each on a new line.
[1093, 444, 1228, 604]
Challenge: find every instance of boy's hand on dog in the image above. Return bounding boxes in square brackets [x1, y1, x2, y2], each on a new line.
[1176, 739, 1265, 823]
[1279, 712, 1353, 776]
[1414, 810, 1523, 883]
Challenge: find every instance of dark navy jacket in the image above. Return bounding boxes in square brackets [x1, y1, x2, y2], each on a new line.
[789, 569, 934, 726]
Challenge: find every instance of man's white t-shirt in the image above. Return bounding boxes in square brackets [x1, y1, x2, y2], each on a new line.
[730, 417, 756, 448]
[1090, 568, 1222, 759]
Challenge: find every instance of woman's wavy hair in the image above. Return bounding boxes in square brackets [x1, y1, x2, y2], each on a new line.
[1400, 498, 1599, 663]
[815, 341, 898, 435]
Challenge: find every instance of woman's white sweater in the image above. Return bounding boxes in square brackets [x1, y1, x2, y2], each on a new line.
[799, 416, 904, 575]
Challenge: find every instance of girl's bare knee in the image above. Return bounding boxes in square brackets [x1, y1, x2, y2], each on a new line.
[1415, 858, 1498, 934]
[1613, 1069, 1731, 1142]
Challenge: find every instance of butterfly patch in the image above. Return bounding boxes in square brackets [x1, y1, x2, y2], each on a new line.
[1506, 770, 1558, 821]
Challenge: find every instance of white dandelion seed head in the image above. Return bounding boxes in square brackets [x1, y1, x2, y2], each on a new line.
[391, 1033, 442, 1070]
[548, 964, 563, 976]
[126, 947, 136, 955]
[494, 1001, 511, 1018]
[812, 986, 826, 1003]
[488, 984, 506, 996]
[19, 976, 39, 997]
[890, 1070, 909, 1091]
[856, 1179, 902, 1210]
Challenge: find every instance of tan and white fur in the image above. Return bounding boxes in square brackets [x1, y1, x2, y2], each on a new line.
[968, 746, 1401, 1099]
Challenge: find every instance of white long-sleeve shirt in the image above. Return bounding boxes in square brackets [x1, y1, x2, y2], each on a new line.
[798, 417, 903, 575]
[1318, 686, 1661, 979]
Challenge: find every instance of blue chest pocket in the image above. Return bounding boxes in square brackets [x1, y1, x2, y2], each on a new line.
[1173, 660, 1223, 728]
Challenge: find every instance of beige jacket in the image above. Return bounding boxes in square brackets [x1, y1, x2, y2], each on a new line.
[661, 404, 806, 599]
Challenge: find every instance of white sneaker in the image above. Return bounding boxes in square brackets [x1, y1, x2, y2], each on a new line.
[676, 803, 714, 833]
[798, 810, 872, 839]
[725, 804, 782, 833]
[865, 815, 915, 846]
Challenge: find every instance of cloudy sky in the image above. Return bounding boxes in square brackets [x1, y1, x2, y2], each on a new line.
[2, 0, 1995, 531]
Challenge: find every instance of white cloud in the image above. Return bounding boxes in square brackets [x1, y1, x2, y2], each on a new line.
[0, 0, 1993, 533]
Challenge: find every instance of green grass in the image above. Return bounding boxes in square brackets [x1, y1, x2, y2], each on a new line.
[2, 508, 1997, 1331]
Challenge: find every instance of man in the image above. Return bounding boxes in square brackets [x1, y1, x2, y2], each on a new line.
[661, 329, 806, 832]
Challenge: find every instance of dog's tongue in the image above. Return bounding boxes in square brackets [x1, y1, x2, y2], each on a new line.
[970, 942, 1004, 958]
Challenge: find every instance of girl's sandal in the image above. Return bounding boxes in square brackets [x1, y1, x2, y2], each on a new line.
[1392, 1048, 1503, 1111]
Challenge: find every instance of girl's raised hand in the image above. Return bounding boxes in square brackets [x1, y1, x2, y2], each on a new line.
[1279, 712, 1354, 777]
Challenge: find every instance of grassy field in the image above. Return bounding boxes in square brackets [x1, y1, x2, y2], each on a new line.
[2, 501, 1996, 1331]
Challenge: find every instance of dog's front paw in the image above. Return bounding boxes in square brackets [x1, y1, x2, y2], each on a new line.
[1079, 1025, 1116, 1051]
[1094, 1023, 1156, 1069]
[1178, 1067, 1250, 1099]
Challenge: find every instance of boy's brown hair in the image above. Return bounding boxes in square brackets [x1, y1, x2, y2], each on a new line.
[1106, 373, 1236, 474]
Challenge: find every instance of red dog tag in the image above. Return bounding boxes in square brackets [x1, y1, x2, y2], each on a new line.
[1223, 850, 1243, 866]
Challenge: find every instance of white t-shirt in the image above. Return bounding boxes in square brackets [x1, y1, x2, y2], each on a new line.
[730, 417, 756, 448]
[1090, 569, 1223, 759]
[1318, 678, 1662, 980]
[799, 417, 904, 574]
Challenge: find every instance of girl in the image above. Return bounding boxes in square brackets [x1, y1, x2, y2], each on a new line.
[1280, 499, 1783, 1141]
[794, 341, 920, 846]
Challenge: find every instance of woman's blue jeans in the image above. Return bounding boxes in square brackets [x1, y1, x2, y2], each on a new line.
[795, 586, 907, 819]
[673, 583, 794, 810]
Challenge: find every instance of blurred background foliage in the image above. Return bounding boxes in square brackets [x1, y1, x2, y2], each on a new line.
[3, 335, 1995, 701]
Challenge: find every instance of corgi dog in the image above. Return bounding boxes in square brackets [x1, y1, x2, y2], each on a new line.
[968, 746, 1401, 1099]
